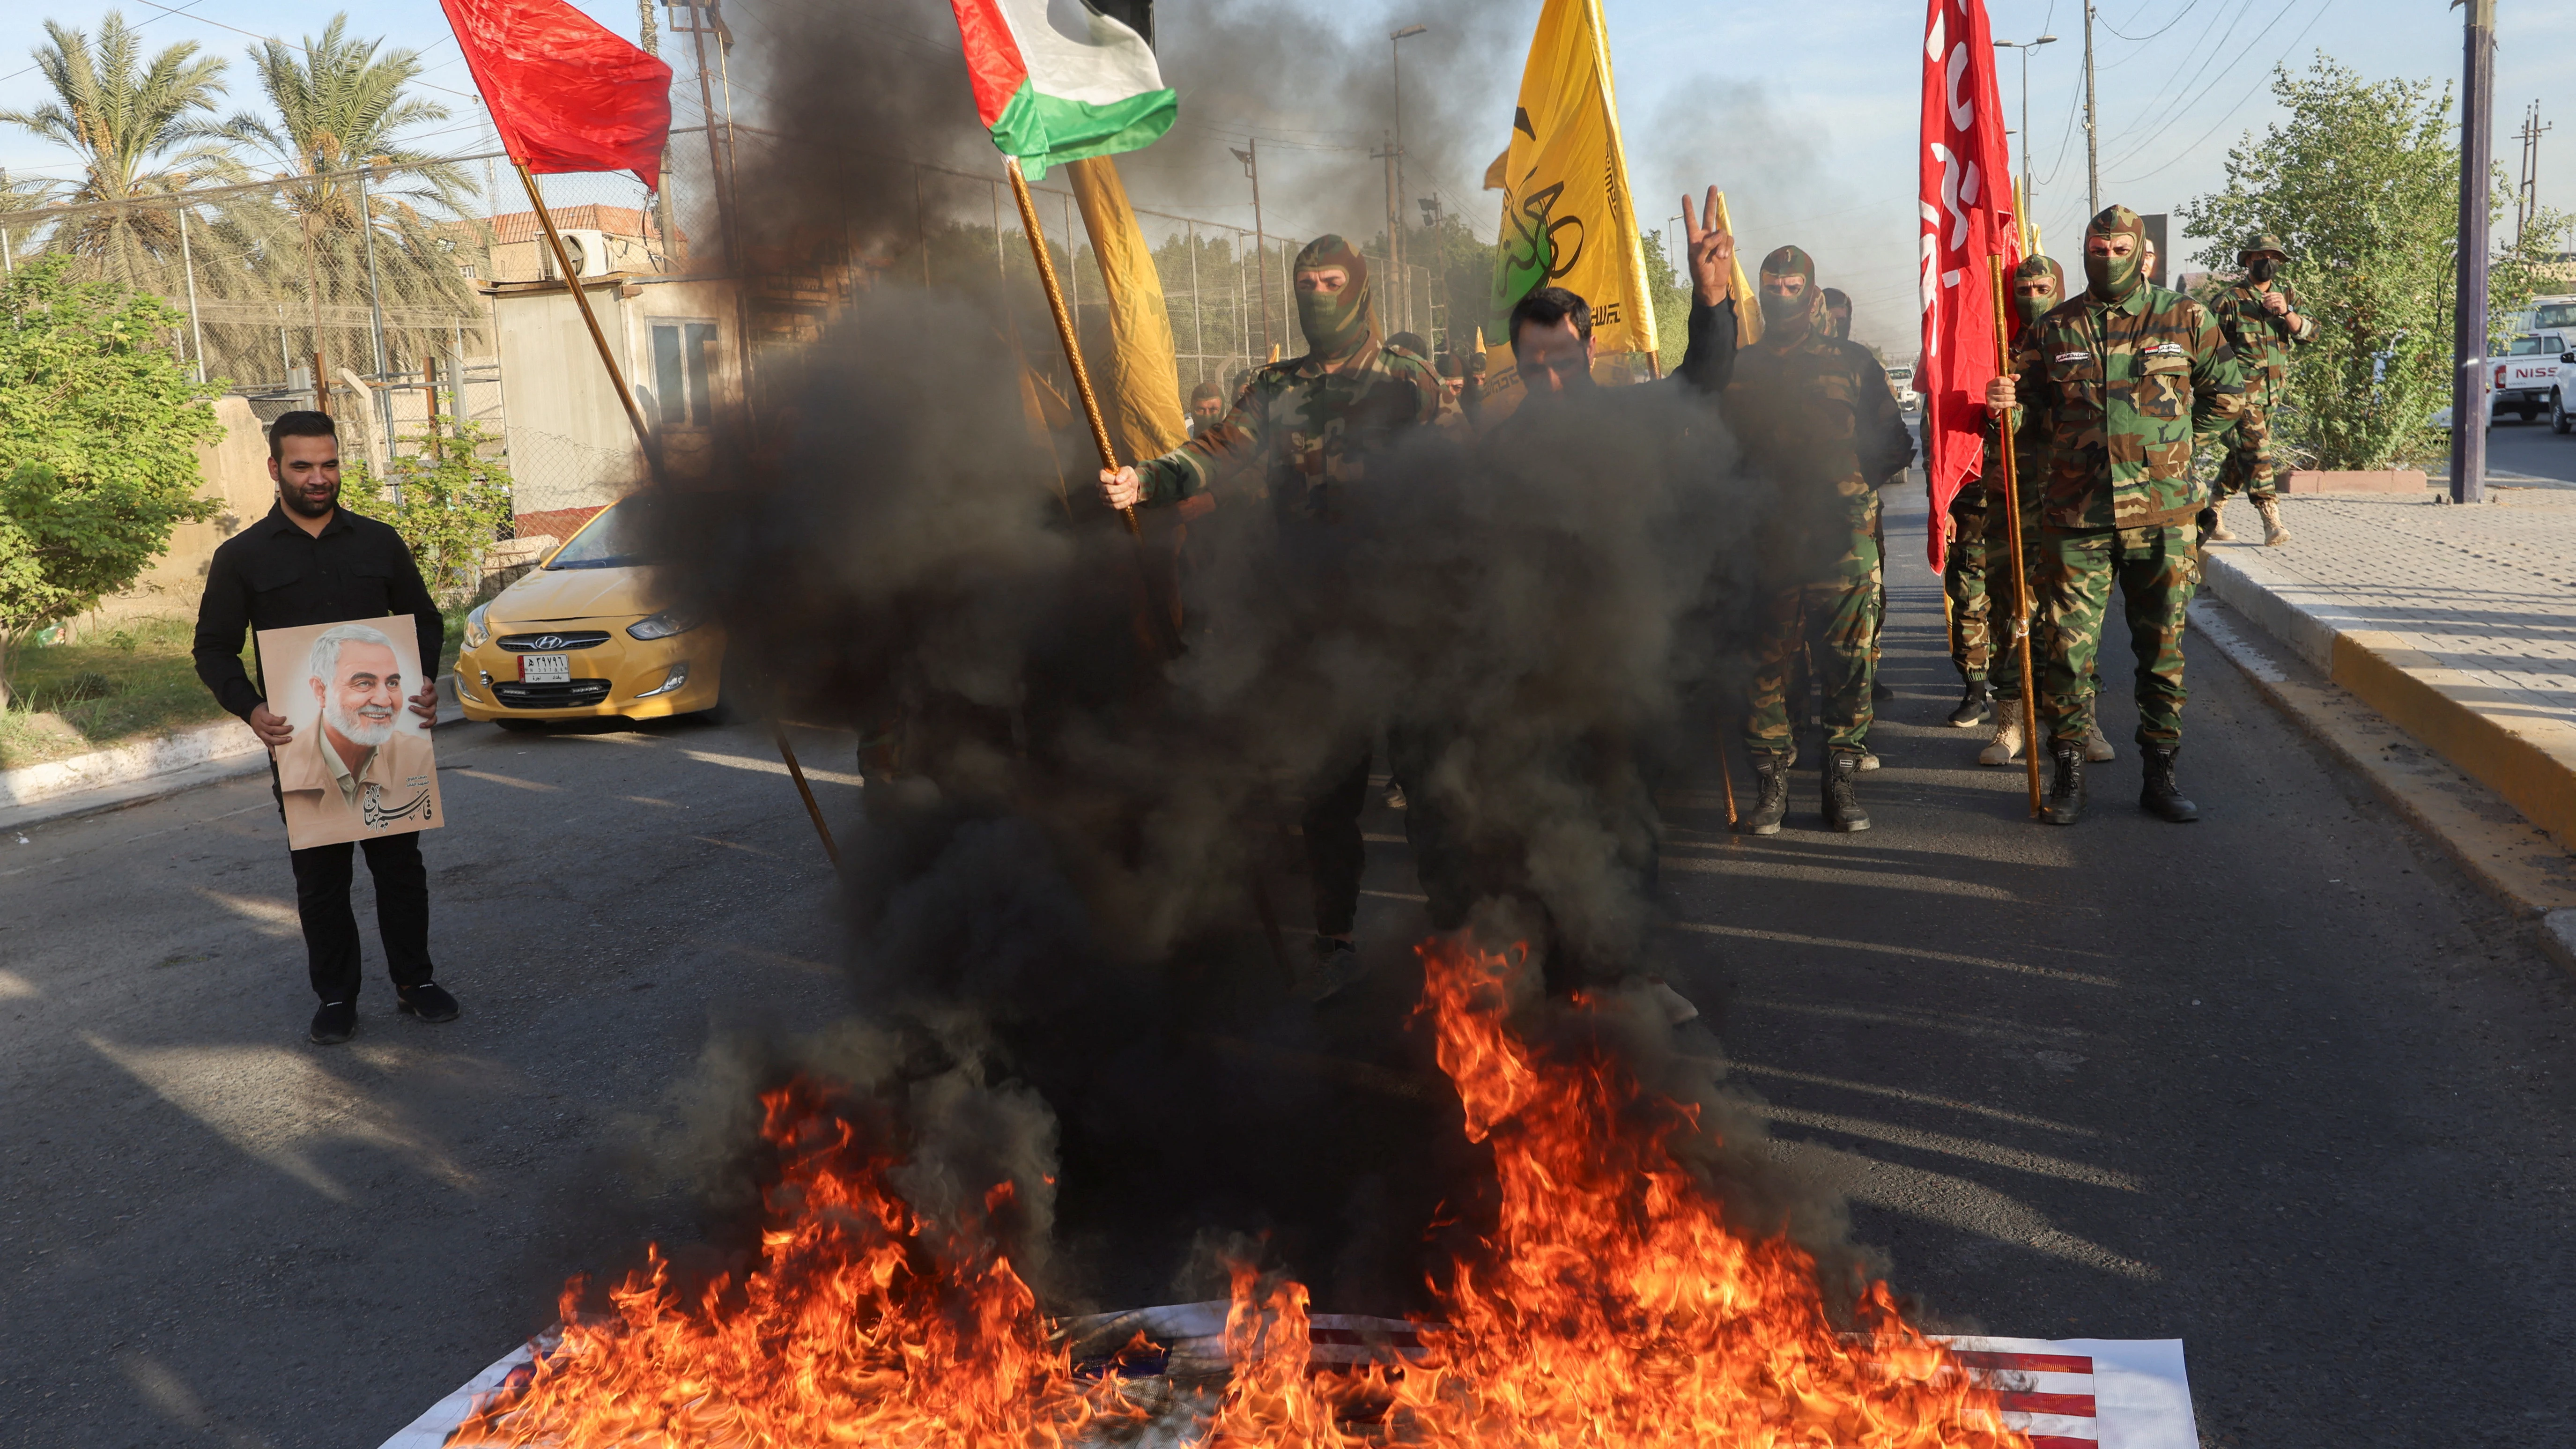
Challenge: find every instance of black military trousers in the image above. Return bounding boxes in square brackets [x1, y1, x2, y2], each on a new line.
[1301, 730, 1463, 938]
[288, 835, 436, 1002]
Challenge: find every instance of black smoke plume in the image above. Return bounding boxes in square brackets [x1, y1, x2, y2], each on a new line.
[625, 0, 1878, 1320]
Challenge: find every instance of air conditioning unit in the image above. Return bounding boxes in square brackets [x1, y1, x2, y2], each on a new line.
[546, 229, 615, 279]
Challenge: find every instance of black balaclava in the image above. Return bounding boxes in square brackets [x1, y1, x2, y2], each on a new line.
[1758, 245, 1821, 334]
[1293, 234, 1375, 359]
[2082, 206, 2147, 305]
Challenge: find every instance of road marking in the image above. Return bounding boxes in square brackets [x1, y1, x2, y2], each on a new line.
[1745, 1102, 2142, 1191]
[1726, 1061, 2100, 1135]
[1669, 921, 2120, 986]
[451, 769, 561, 793]
[680, 750, 866, 787]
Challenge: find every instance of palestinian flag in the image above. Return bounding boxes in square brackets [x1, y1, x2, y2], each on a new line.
[947, 0, 1177, 179]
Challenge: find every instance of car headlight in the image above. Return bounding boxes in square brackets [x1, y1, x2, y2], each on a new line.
[463, 604, 490, 649]
[627, 607, 702, 641]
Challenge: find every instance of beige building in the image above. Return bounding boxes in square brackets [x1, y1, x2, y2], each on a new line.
[461, 205, 680, 286]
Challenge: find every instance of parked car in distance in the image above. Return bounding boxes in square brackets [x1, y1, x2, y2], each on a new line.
[454, 496, 730, 726]
[1886, 363, 1920, 418]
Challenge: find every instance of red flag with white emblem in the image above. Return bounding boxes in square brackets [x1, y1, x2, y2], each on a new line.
[1917, 0, 2019, 571]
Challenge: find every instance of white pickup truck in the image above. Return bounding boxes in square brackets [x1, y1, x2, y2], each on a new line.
[2496, 329, 2574, 431]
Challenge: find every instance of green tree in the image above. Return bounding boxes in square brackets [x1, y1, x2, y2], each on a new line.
[220, 14, 482, 378]
[0, 12, 246, 291]
[0, 258, 221, 709]
[1639, 229, 1693, 377]
[2181, 56, 2571, 470]
[339, 419, 516, 606]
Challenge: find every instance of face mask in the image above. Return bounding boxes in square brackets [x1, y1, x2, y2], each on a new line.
[1297, 276, 1372, 357]
[2084, 244, 2142, 303]
[2015, 286, 2056, 325]
[2248, 257, 2280, 283]
[1759, 287, 1810, 327]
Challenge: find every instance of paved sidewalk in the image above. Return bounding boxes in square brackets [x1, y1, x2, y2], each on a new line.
[2198, 488, 2576, 909]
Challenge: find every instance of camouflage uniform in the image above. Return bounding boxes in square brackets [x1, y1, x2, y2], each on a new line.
[2008, 208, 2243, 755]
[1129, 236, 1448, 950]
[2204, 242, 2315, 511]
[1725, 249, 1917, 759]
[1943, 480, 1997, 684]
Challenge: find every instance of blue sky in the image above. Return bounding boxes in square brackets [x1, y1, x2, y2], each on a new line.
[2, 0, 2568, 357]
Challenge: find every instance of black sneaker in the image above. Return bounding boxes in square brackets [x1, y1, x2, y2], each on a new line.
[396, 981, 461, 1024]
[310, 999, 357, 1045]
[1294, 938, 1369, 1003]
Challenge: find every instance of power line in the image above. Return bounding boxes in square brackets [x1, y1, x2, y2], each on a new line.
[2109, 0, 2333, 185]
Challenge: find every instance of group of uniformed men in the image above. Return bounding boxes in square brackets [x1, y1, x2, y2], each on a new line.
[1098, 199, 2309, 991]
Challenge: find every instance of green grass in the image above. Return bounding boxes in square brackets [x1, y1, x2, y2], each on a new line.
[0, 615, 245, 771]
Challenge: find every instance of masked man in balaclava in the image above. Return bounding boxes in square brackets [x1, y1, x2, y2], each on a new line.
[1722, 246, 1917, 835]
[1987, 206, 2243, 825]
[2201, 233, 2314, 547]
[1955, 256, 2108, 768]
[1102, 235, 1451, 999]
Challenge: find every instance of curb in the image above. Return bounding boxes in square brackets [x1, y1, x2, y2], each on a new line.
[0, 675, 466, 835]
[2198, 544, 2576, 853]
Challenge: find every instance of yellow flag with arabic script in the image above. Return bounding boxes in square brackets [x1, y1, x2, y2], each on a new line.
[1487, 0, 1655, 357]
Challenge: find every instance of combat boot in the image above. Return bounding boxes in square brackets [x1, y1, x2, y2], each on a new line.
[2140, 744, 2199, 822]
[2201, 504, 2238, 543]
[2042, 744, 2086, 825]
[2254, 496, 2291, 546]
[1739, 751, 1790, 835]
[1978, 710, 2024, 766]
[1822, 750, 1872, 833]
[2083, 716, 2117, 762]
[1947, 679, 1992, 728]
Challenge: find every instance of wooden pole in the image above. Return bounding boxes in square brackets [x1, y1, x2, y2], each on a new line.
[516, 160, 840, 865]
[1004, 157, 1139, 537]
[513, 162, 661, 479]
[1991, 255, 2045, 818]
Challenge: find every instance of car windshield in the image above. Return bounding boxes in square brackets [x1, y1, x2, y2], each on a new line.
[544, 501, 657, 570]
[2505, 334, 2565, 356]
[2532, 302, 2576, 330]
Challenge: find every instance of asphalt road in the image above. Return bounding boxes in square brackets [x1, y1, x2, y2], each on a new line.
[2484, 412, 2576, 488]
[5, 488, 2574, 1446]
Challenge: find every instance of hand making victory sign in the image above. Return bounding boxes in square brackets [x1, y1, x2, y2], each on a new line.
[1680, 185, 1735, 309]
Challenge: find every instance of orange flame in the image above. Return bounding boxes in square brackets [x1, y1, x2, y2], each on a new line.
[459, 940, 2028, 1447]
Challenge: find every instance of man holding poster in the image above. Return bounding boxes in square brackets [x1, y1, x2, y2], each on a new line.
[194, 411, 459, 1045]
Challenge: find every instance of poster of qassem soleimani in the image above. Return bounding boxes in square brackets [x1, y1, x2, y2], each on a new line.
[255, 614, 444, 850]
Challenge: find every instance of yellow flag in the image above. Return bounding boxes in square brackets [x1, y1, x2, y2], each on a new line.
[1713, 191, 1760, 347]
[1488, 0, 1655, 356]
[1066, 155, 1186, 460]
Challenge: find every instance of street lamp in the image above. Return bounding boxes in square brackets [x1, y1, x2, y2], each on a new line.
[1992, 34, 2058, 251]
[1391, 23, 1427, 333]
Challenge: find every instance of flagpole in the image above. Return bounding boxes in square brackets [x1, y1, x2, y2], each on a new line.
[1005, 157, 1139, 537]
[515, 158, 840, 864]
[1990, 255, 2044, 819]
[514, 161, 663, 481]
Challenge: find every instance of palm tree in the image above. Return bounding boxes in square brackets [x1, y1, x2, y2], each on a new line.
[222, 14, 483, 386]
[0, 13, 247, 289]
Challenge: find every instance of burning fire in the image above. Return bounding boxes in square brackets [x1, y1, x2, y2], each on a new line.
[457, 940, 2027, 1447]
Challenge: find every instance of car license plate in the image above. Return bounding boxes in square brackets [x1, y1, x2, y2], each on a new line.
[521, 654, 570, 684]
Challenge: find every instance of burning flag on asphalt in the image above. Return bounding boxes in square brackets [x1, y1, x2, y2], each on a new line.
[1916, 0, 2020, 571]
[1487, 0, 1658, 359]
[438, 0, 673, 188]
[946, 0, 1177, 180]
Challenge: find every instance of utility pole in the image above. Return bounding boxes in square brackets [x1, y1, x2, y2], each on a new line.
[2451, 0, 2497, 505]
[675, 0, 736, 269]
[638, 0, 683, 265]
[2082, 0, 2100, 218]
[2517, 101, 2552, 245]
[177, 205, 203, 383]
[1996, 34, 2059, 237]
[1390, 23, 1426, 337]
[1376, 134, 1400, 330]
[302, 203, 329, 415]
[357, 160, 393, 453]
[1233, 141, 1269, 355]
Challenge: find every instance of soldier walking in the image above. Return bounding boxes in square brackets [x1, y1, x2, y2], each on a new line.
[1101, 235, 1449, 998]
[2202, 233, 2315, 547]
[1726, 246, 1917, 834]
[1988, 207, 2243, 825]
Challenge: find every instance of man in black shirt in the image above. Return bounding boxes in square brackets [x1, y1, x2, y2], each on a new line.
[193, 411, 460, 1044]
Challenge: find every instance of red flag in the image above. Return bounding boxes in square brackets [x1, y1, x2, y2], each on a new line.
[440, 0, 672, 189]
[1917, 0, 2019, 572]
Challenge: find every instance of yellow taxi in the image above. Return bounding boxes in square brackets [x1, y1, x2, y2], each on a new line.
[454, 497, 729, 724]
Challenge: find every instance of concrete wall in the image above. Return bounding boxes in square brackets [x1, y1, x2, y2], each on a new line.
[108, 396, 275, 623]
